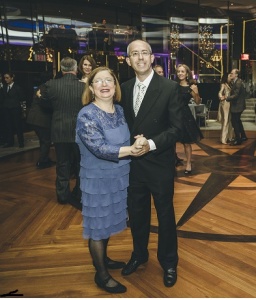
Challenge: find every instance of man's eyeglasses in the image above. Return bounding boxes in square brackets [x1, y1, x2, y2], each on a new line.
[92, 78, 115, 86]
[129, 50, 151, 58]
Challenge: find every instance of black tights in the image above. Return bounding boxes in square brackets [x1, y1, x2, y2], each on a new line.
[88, 238, 118, 287]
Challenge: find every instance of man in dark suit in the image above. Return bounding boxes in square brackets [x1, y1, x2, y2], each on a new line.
[26, 71, 54, 169]
[2, 73, 25, 148]
[40, 57, 84, 205]
[225, 69, 247, 145]
[121, 40, 183, 287]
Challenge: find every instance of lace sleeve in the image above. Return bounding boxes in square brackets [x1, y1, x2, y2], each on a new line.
[76, 110, 120, 162]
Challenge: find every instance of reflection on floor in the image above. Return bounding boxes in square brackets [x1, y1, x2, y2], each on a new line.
[0, 131, 39, 159]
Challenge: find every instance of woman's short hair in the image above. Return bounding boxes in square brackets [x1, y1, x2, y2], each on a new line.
[82, 66, 121, 106]
[220, 73, 230, 84]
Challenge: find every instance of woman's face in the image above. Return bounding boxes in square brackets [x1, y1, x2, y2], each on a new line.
[82, 59, 93, 76]
[90, 70, 116, 101]
[176, 66, 187, 81]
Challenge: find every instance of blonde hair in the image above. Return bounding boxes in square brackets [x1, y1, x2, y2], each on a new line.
[176, 64, 196, 85]
[81, 67, 121, 106]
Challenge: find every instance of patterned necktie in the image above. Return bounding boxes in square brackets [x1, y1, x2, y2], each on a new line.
[134, 83, 146, 116]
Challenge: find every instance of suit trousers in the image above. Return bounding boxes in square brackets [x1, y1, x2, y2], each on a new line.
[54, 142, 80, 203]
[127, 167, 178, 271]
[34, 125, 52, 163]
[4, 107, 24, 146]
[231, 112, 246, 141]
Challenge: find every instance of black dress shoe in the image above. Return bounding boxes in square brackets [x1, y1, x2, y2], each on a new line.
[2, 143, 14, 148]
[121, 258, 148, 276]
[36, 160, 56, 169]
[231, 139, 242, 145]
[163, 268, 177, 287]
[57, 199, 68, 205]
[241, 137, 248, 141]
[94, 273, 127, 294]
[184, 169, 192, 175]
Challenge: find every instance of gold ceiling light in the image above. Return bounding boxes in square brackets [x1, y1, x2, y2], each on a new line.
[170, 24, 180, 52]
[199, 25, 215, 58]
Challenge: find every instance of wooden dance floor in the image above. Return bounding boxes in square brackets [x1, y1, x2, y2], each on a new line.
[0, 130, 256, 297]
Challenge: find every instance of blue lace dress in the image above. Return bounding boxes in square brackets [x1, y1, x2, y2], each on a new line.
[76, 103, 130, 240]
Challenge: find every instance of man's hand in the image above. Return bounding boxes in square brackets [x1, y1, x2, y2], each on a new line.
[36, 89, 41, 98]
[130, 135, 150, 156]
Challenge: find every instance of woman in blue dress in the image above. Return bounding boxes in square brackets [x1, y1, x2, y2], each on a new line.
[76, 67, 146, 294]
[176, 64, 203, 174]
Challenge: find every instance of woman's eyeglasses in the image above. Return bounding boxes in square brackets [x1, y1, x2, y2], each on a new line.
[92, 78, 115, 86]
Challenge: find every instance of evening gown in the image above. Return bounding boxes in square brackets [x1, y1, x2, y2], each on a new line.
[179, 85, 203, 143]
[76, 103, 130, 240]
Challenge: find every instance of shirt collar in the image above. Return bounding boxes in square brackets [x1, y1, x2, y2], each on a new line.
[135, 69, 154, 88]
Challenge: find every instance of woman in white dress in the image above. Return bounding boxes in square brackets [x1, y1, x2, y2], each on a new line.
[218, 73, 233, 144]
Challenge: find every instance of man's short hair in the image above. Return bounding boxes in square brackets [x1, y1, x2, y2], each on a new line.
[60, 57, 77, 72]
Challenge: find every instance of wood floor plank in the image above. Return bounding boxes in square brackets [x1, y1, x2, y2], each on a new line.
[0, 130, 256, 297]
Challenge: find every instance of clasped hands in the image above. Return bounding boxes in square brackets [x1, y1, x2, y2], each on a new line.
[130, 134, 150, 157]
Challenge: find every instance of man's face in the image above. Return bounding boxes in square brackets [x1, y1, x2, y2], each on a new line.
[126, 40, 154, 77]
[154, 66, 164, 76]
[4, 74, 13, 85]
[229, 69, 237, 81]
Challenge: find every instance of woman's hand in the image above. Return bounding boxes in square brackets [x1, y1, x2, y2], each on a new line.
[190, 84, 198, 94]
[130, 135, 149, 157]
[190, 84, 201, 104]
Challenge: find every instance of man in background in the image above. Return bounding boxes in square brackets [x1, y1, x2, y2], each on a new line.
[224, 69, 247, 145]
[39, 57, 84, 206]
[153, 64, 164, 76]
[2, 73, 25, 148]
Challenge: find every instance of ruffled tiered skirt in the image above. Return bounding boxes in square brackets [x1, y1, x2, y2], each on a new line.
[80, 163, 129, 240]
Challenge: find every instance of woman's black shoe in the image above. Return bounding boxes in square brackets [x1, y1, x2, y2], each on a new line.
[93, 257, 126, 269]
[184, 169, 192, 175]
[105, 257, 126, 269]
[94, 273, 127, 294]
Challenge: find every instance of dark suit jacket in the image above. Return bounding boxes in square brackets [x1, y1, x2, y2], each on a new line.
[40, 73, 84, 143]
[3, 83, 25, 109]
[226, 78, 246, 113]
[26, 84, 52, 129]
[121, 73, 183, 178]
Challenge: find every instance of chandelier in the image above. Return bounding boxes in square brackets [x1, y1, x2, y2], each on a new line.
[170, 24, 180, 52]
[210, 49, 222, 66]
[199, 25, 215, 57]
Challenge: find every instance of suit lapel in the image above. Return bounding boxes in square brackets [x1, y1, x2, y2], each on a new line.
[125, 79, 136, 122]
